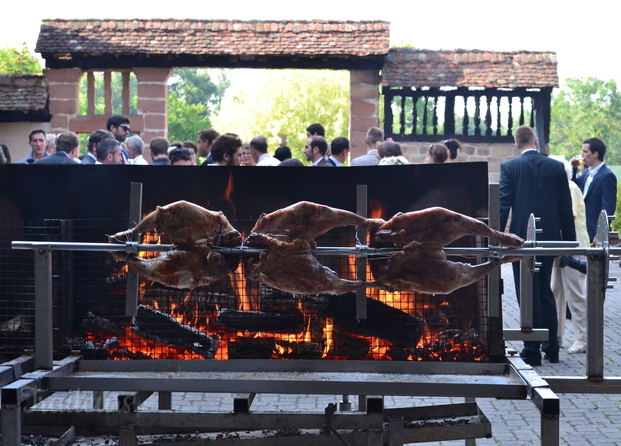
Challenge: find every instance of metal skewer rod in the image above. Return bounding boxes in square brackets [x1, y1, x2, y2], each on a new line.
[12, 240, 619, 258]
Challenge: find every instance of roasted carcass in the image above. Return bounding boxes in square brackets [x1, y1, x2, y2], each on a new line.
[244, 202, 367, 295]
[246, 238, 365, 295]
[368, 207, 523, 294]
[109, 201, 241, 290]
[109, 200, 241, 248]
[246, 201, 367, 246]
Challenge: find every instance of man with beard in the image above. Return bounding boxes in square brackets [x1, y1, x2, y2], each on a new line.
[303, 136, 333, 167]
[106, 115, 131, 163]
[211, 133, 242, 166]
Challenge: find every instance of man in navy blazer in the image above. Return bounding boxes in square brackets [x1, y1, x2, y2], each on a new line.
[572, 137, 617, 243]
[500, 125, 576, 366]
[34, 132, 80, 165]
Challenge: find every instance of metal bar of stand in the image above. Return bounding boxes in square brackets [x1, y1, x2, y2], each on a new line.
[356, 184, 368, 320]
[520, 256, 534, 332]
[1, 403, 20, 446]
[488, 184, 501, 320]
[13, 240, 594, 257]
[35, 249, 53, 370]
[586, 251, 606, 379]
[389, 417, 404, 446]
[126, 182, 143, 316]
[12, 241, 175, 252]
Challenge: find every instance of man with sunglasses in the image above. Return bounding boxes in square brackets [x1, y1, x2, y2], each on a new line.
[106, 115, 131, 164]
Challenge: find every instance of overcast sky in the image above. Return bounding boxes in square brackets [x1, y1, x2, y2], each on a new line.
[2, 0, 620, 86]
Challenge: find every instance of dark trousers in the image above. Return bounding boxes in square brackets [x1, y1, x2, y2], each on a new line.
[512, 256, 559, 360]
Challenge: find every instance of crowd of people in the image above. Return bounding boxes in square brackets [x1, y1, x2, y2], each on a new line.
[3, 115, 617, 366]
[2, 115, 469, 168]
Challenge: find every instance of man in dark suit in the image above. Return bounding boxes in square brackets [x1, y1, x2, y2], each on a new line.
[500, 125, 576, 366]
[350, 127, 383, 166]
[303, 136, 334, 167]
[34, 132, 81, 165]
[572, 137, 617, 243]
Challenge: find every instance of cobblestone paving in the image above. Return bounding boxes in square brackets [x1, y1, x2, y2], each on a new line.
[28, 262, 621, 445]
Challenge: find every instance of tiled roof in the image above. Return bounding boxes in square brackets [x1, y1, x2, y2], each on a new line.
[0, 74, 48, 112]
[36, 19, 390, 57]
[382, 49, 558, 89]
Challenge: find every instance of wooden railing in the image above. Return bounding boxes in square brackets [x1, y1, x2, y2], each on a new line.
[382, 86, 553, 143]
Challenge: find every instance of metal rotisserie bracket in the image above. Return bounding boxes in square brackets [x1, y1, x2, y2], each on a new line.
[1, 162, 592, 446]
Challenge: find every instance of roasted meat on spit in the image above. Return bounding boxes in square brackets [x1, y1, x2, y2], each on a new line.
[368, 207, 523, 294]
[245, 201, 367, 246]
[246, 238, 366, 295]
[244, 201, 367, 295]
[109, 200, 241, 248]
[108, 201, 241, 290]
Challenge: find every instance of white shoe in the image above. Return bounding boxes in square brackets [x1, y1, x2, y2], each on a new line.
[567, 342, 587, 354]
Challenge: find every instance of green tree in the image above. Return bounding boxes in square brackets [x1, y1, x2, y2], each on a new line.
[550, 78, 621, 164]
[211, 69, 350, 162]
[78, 72, 138, 115]
[167, 68, 230, 142]
[0, 44, 42, 74]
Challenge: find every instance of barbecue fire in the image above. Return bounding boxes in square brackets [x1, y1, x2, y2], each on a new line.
[94, 201, 522, 362]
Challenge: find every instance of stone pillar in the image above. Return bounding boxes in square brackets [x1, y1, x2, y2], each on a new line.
[44, 68, 83, 133]
[349, 70, 381, 159]
[134, 67, 172, 150]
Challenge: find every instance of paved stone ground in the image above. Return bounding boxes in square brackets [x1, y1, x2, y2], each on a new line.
[26, 262, 621, 445]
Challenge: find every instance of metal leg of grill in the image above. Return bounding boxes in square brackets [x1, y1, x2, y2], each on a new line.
[93, 390, 104, 409]
[367, 428, 383, 446]
[465, 397, 476, 446]
[1, 404, 20, 446]
[119, 425, 137, 446]
[34, 249, 53, 371]
[388, 416, 404, 446]
[358, 394, 367, 412]
[586, 251, 605, 379]
[533, 387, 560, 446]
[159, 391, 172, 410]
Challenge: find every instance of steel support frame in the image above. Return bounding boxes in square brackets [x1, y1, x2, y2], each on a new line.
[11, 188, 604, 446]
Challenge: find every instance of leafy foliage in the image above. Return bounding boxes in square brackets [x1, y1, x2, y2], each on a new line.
[78, 72, 138, 115]
[167, 69, 230, 142]
[0, 44, 42, 74]
[550, 78, 621, 164]
[210, 69, 350, 161]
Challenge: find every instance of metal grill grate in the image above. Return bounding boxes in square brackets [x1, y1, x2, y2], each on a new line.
[3, 218, 493, 363]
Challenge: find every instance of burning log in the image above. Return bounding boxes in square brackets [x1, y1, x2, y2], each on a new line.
[133, 305, 219, 359]
[228, 337, 275, 359]
[259, 287, 325, 318]
[326, 333, 370, 360]
[227, 337, 322, 360]
[142, 282, 237, 315]
[216, 310, 305, 334]
[319, 294, 424, 348]
[274, 341, 322, 359]
[81, 312, 125, 337]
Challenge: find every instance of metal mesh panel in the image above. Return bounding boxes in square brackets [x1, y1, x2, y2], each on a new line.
[3, 219, 492, 362]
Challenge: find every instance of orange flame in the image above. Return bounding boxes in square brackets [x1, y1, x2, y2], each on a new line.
[222, 172, 238, 215]
[322, 317, 334, 358]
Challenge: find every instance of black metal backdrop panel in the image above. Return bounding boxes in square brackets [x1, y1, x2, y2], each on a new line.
[0, 162, 488, 222]
[0, 162, 489, 361]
